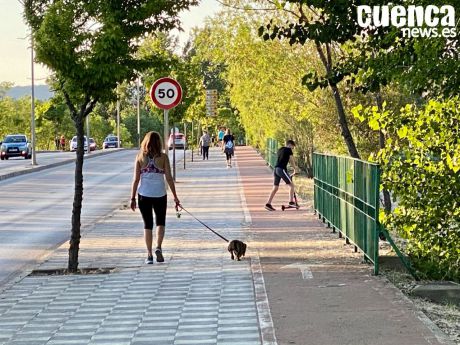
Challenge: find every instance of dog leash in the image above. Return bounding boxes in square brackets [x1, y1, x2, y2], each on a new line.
[176, 204, 230, 243]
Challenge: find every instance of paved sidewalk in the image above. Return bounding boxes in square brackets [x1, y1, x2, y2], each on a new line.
[0, 146, 454, 345]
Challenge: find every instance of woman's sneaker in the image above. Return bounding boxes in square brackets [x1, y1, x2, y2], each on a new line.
[155, 248, 164, 263]
[145, 255, 153, 264]
[265, 203, 275, 211]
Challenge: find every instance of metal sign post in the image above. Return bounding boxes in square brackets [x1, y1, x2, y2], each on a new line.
[183, 122, 186, 170]
[86, 115, 90, 154]
[191, 120, 194, 162]
[163, 109, 169, 154]
[172, 123, 176, 181]
[137, 76, 141, 148]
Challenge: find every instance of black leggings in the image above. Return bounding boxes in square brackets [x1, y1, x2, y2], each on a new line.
[224, 148, 233, 160]
[202, 146, 209, 159]
[138, 194, 167, 229]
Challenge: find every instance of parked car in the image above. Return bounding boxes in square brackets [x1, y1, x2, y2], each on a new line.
[89, 138, 97, 151]
[70, 136, 88, 152]
[0, 134, 31, 160]
[103, 135, 120, 149]
[168, 133, 186, 149]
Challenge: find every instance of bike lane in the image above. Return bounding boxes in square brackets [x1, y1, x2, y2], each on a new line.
[236, 146, 452, 345]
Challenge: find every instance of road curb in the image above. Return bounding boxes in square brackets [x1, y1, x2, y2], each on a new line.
[0, 149, 125, 182]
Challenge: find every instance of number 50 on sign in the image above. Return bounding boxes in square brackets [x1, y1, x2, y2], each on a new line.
[150, 77, 182, 110]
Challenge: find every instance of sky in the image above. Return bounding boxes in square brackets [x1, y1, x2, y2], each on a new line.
[0, 0, 221, 86]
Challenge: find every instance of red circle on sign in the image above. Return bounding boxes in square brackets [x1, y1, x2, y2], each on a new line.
[149, 77, 183, 110]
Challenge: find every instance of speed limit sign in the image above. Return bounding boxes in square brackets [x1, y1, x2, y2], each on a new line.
[149, 77, 182, 110]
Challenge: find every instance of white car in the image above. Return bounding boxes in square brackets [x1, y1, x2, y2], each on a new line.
[168, 133, 186, 149]
[70, 136, 88, 152]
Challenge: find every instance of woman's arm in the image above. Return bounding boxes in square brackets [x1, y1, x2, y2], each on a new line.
[130, 159, 141, 211]
[163, 154, 180, 204]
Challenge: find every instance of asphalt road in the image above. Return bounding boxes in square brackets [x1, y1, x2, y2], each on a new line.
[0, 148, 185, 288]
[0, 151, 80, 177]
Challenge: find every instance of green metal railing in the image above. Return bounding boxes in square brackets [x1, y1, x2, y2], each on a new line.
[313, 153, 381, 274]
[266, 138, 278, 168]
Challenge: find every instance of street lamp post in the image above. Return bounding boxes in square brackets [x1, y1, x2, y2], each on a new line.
[19, 0, 37, 165]
[86, 115, 90, 154]
[30, 34, 37, 166]
[116, 90, 120, 149]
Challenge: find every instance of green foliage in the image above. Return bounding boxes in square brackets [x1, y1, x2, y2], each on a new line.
[84, 113, 114, 148]
[191, 10, 346, 173]
[0, 96, 30, 140]
[123, 109, 163, 146]
[366, 0, 458, 98]
[357, 98, 460, 281]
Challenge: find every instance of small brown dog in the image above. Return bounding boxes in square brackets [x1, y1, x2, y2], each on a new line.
[228, 240, 247, 261]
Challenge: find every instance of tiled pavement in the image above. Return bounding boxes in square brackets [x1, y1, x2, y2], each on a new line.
[0, 148, 265, 345]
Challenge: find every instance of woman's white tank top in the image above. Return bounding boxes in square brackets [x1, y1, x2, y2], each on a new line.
[137, 156, 166, 198]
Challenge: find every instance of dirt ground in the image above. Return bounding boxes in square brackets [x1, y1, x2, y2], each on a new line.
[380, 258, 460, 345]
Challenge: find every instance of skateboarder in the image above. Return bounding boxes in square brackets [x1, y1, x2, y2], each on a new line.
[265, 140, 297, 211]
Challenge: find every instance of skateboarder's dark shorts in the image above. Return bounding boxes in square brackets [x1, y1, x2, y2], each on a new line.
[274, 167, 291, 186]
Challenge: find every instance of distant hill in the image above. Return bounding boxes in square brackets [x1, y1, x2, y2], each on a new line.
[6, 85, 54, 100]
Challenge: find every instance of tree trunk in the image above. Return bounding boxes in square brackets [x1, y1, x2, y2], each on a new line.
[304, 151, 313, 178]
[314, 42, 360, 159]
[68, 113, 85, 272]
[330, 83, 360, 159]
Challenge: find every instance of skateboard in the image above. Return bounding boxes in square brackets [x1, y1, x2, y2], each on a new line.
[281, 192, 300, 211]
[281, 173, 300, 211]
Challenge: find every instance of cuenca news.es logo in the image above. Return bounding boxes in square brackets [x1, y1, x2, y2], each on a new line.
[357, 5, 457, 38]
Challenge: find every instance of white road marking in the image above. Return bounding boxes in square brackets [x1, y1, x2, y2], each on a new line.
[281, 263, 314, 280]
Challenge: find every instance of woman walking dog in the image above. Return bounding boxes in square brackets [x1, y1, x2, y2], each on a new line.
[130, 131, 180, 264]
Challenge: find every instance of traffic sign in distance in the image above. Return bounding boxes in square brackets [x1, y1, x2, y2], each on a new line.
[205, 89, 218, 116]
[150, 77, 183, 110]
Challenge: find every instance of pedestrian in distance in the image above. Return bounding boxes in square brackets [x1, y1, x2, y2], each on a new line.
[60, 135, 66, 151]
[54, 135, 60, 150]
[265, 140, 298, 211]
[223, 128, 235, 168]
[130, 131, 180, 264]
[199, 130, 211, 160]
[218, 127, 225, 149]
